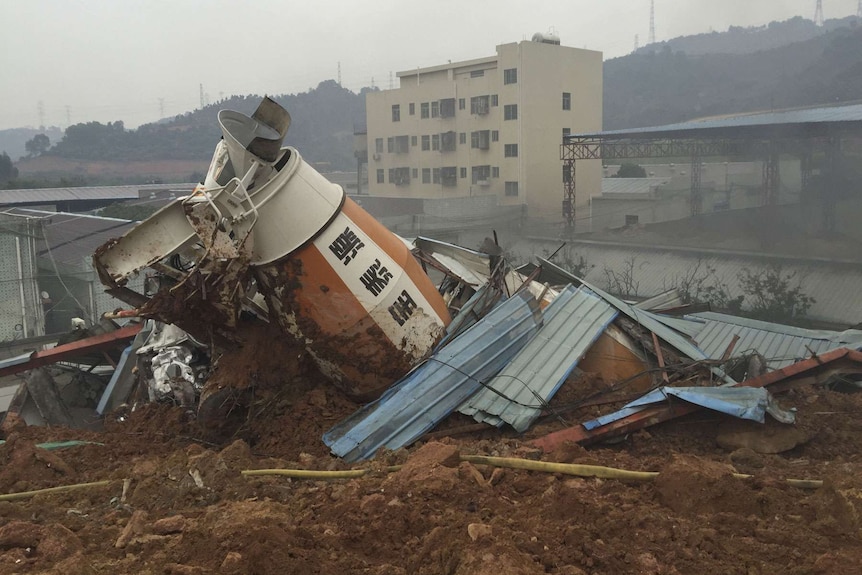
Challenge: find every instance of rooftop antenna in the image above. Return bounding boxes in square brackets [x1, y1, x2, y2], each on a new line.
[814, 0, 824, 26]
[649, 0, 656, 44]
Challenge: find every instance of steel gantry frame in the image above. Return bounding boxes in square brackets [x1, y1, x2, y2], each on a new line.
[560, 136, 818, 229]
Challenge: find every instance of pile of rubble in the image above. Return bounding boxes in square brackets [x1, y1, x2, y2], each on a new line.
[2, 97, 862, 573]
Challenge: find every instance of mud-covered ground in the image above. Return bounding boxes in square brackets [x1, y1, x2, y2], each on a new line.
[2, 356, 862, 574]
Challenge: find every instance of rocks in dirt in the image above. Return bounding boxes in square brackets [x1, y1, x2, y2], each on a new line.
[729, 447, 765, 471]
[383, 441, 465, 493]
[716, 419, 809, 454]
[0, 521, 43, 549]
[115, 510, 149, 549]
[655, 455, 760, 516]
[0, 521, 80, 561]
[221, 551, 243, 572]
[152, 515, 186, 535]
[467, 523, 492, 541]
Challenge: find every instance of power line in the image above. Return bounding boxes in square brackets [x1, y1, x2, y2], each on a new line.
[649, 0, 656, 44]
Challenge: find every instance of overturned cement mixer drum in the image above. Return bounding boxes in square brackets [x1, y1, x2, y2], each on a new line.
[94, 97, 451, 400]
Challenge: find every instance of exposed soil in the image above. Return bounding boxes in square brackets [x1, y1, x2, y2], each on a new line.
[2, 358, 862, 574]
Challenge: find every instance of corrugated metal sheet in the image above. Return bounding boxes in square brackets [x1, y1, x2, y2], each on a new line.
[526, 243, 862, 327]
[458, 285, 617, 432]
[572, 103, 862, 139]
[583, 386, 795, 430]
[323, 291, 543, 462]
[534, 257, 733, 384]
[0, 184, 195, 206]
[682, 311, 862, 370]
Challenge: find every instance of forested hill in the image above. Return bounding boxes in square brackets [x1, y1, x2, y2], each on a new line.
[44, 81, 372, 171]
[604, 19, 862, 130]
[642, 15, 858, 56]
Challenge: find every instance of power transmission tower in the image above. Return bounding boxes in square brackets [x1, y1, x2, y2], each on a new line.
[158, 98, 165, 118]
[337, 61, 342, 86]
[649, 0, 655, 44]
[814, 0, 824, 26]
[634, 34, 639, 52]
[389, 71, 393, 90]
[199, 84, 205, 109]
[37, 100, 45, 129]
[65, 105, 71, 126]
[858, 0, 861, 18]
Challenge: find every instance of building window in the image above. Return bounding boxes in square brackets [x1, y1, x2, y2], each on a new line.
[421, 102, 430, 119]
[491, 130, 499, 142]
[387, 137, 394, 153]
[470, 69, 485, 78]
[504, 144, 518, 158]
[562, 92, 571, 110]
[470, 130, 490, 150]
[392, 104, 400, 122]
[440, 98, 456, 118]
[422, 168, 431, 183]
[625, 215, 639, 226]
[460, 167, 467, 178]
[432, 167, 440, 184]
[471, 165, 491, 184]
[409, 103, 415, 116]
[412, 168, 418, 178]
[377, 169, 384, 183]
[491, 94, 498, 107]
[431, 134, 440, 151]
[458, 98, 465, 110]
[421, 135, 430, 151]
[411, 135, 417, 146]
[389, 167, 410, 186]
[492, 166, 499, 178]
[441, 131, 456, 151]
[470, 95, 490, 115]
[504, 104, 518, 120]
[441, 166, 457, 187]
[431, 101, 439, 118]
[375, 138, 383, 154]
[459, 132, 466, 145]
[392, 135, 409, 153]
[505, 181, 519, 196]
[503, 68, 517, 84]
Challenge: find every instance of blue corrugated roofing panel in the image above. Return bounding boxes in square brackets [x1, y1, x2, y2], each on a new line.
[534, 257, 734, 384]
[684, 311, 862, 370]
[459, 285, 617, 432]
[323, 291, 543, 462]
[583, 386, 795, 430]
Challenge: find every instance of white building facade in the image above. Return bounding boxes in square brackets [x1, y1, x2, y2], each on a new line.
[364, 39, 603, 220]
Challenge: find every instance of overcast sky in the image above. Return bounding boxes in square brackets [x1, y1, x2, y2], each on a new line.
[1, 0, 858, 131]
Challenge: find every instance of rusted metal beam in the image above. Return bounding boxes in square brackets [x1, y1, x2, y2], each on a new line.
[0, 323, 142, 378]
[651, 331, 670, 383]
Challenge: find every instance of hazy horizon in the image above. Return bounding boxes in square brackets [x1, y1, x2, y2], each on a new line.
[1, 0, 858, 132]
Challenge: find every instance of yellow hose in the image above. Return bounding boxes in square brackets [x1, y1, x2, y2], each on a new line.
[241, 465, 402, 479]
[0, 480, 115, 502]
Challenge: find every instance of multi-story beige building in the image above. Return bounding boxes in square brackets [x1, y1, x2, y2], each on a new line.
[363, 38, 602, 220]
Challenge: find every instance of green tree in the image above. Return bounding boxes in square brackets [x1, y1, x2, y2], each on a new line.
[612, 163, 647, 178]
[737, 265, 815, 323]
[24, 133, 51, 157]
[0, 152, 18, 184]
